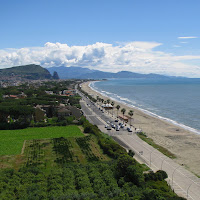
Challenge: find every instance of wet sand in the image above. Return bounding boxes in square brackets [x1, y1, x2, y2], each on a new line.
[81, 81, 200, 176]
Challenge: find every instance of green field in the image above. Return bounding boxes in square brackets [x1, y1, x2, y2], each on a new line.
[0, 126, 83, 155]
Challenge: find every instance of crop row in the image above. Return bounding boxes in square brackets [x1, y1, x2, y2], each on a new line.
[25, 140, 44, 167]
[52, 137, 74, 165]
[76, 136, 99, 161]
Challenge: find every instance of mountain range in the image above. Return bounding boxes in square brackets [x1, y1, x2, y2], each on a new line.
[47, 66, 176, 79]
[0, 64, 181, 80]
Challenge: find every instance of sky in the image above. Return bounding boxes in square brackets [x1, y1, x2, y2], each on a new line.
[0, 0, 200, 77]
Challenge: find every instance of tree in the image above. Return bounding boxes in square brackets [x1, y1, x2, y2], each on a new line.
[121, 108, 126, 123]
[128, 110, 134, 126]
[128, 150, 135, 157]
[106, 99, 110, 104]
[126, 165, 144, 186]
[111, 101, 115, 116]
[116, 155, 135, 177]
[96, 96, 100, 103]
[116, 105, 120, 118]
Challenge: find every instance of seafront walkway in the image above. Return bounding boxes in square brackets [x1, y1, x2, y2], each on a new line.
[77, 88, 200, 200]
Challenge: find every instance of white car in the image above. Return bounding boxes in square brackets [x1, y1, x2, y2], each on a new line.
[116, 126, 120, 131]
[128, 128, 132, 132]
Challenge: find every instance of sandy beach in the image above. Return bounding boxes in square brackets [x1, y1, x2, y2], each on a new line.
[81, 81, 200, 176]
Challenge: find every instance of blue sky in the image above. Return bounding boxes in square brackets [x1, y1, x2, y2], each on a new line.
[0, 0, 200, 77]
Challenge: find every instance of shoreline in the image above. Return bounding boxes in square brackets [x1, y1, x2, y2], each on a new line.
[89, 81, 200, 135]
[82, 81, 200, 176]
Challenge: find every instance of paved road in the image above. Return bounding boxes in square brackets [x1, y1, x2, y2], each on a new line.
[77, 87, 200, 200]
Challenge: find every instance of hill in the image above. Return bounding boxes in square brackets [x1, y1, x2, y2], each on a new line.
[47, 66, 176, 79]
[0, 64, 53, 80]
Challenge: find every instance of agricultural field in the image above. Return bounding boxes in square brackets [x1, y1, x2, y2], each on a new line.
[0, 122, 185, 200]
[23, 135, 110, 170]
[0, 125, 83, 155]
[0, 133, 110, 170]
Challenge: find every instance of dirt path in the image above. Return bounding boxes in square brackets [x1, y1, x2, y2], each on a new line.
[21, 140, 26, 155]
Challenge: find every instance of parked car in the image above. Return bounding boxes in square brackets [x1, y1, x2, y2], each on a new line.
[115, 119, 119, 122]
[107, 126, 112, 130]
[112, 124, 116, 129]
[116, 126, 120, 131]
[136, 129, 142, 133]
[105, 125, 108, 128]
[128, 128, 132, 132]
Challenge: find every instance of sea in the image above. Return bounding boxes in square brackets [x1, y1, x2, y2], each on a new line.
[89, 78, 200, 134]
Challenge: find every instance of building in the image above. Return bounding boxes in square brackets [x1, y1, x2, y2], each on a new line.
[102, 104, 113, 110]
[118, 114, 129, 123]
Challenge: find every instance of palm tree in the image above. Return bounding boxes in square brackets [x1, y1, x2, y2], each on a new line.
[116, 105, 120, 118]
[121, 108, 126, 123]
[111, 101, 115, 116]
[128, 110, 134, 126]
[107, 99, 110, 104]
[96, 96, 100, 106]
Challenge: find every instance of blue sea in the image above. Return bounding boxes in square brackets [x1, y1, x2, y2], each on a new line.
[90, 78, 200, 134]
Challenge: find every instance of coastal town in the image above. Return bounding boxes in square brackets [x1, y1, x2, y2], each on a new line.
[0, 64, 200, 199]
[1, 1, 200, 199]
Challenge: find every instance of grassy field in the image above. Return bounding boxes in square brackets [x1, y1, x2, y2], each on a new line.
[0, 126, 83, 155]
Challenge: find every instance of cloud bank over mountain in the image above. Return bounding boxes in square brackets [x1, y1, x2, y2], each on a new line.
[0, 41, 200, 77]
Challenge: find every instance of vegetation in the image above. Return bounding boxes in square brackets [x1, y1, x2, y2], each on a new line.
[116, 105, 120, 117]
[0, 126, 83, 155]
[121, 108, 126, 122]
[137, 132, 176, 159]
[0, 64, 52, 80]
[0, 118, 185, 199]
[0, 80, 82, 129]
[0, 81, 185, 200]
[128, 110, 134, 126]
[76, 136, 99, 161]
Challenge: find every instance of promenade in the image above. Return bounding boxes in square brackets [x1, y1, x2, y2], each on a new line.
[77, 87, 200, 200]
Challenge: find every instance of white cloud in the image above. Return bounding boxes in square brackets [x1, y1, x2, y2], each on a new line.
[0, 41, 200, 77]
[180, 41, 188, 44]
[173, 45, 181, 48]
[178, 36, 198, 39]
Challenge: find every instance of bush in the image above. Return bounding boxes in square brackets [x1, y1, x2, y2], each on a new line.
[145, 170, 168, 181]
[128, 150, 135, 157]
[155, 170, 168, 181]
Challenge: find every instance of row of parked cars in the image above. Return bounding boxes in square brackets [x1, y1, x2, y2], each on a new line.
[105, 121, 133, 132]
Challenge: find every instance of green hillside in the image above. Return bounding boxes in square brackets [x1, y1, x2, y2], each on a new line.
[0, 64, 52, 80]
